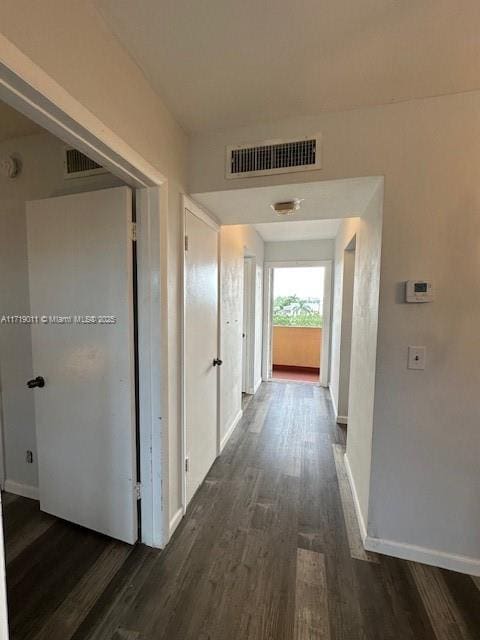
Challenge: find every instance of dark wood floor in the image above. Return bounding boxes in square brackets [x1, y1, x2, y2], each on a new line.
[3, 382, 480, 639]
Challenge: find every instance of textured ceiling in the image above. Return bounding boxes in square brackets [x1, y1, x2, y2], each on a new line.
[95, 0, 480, 132]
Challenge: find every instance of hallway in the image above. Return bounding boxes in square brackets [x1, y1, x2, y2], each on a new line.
[4, 383, 479, 639]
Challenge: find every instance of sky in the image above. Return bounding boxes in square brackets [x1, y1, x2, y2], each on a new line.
[273, 267, 325, 300]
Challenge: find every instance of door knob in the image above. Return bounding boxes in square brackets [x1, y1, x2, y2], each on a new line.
[27, 376, 45, 389]
[213, 358, 223, 367]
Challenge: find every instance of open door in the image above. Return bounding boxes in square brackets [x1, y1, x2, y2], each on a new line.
[26, 187, 137, 544]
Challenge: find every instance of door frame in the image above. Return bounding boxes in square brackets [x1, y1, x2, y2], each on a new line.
[180, 195, 220, 532]
[262, 260, 332, 387]
[0, 36, 168, 548]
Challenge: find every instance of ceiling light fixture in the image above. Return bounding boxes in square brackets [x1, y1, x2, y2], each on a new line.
[270, 199, 303, 216]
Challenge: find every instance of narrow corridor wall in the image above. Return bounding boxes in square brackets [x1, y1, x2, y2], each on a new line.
[219, 226, 264, 447]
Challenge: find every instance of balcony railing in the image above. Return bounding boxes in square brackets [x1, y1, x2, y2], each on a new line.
[272, 325, 322, 368]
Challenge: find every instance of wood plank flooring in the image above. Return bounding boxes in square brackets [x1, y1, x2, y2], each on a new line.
[2, 382, 480, 639]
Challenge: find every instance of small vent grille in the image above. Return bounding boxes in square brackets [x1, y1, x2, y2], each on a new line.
[64, 148, 106, 179]
[227, 135, 321, 178]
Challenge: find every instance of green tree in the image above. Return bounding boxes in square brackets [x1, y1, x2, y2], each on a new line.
[273, 294, 322, 327]
[273, 294, 300, 312]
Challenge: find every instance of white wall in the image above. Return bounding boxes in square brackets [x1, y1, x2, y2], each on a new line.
[219, 225, 264, 445]
[190, 90, 480, 569]
[0, 131, 123, 491]
[264, 239, 334, 262]
[342, 187, 383, 526]
[0, 1, 187, 182]
[0, 163, 36, 489]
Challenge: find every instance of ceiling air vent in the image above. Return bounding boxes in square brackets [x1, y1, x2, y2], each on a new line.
[226, 135, 321, 179]
[64, 148, 107, 179]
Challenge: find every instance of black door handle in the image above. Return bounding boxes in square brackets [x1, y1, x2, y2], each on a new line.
[27, 376, 45, 389]
[213, 358, 223, 367]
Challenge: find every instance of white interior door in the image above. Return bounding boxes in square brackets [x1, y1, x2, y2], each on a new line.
[184, 207, 218, 505]
[26, 187, 137, 544]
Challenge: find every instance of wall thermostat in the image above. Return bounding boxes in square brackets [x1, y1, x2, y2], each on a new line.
[406, 280, 434, 303]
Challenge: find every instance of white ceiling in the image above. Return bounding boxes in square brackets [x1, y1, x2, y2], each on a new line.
[253, 219, 341, 242]
[95, 0, 480, 133]
[192, 177, 380, 226]
[0, 101, 41, 142]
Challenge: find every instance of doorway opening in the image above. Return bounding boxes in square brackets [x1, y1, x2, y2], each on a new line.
[0, 102, 139, 540]
[263, 260, 332, 387]
[271, 266, 325, 383]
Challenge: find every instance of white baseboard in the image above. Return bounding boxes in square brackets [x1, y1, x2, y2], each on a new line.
[220, 409, 243, 452]
[343, 453, 367, 543]
[4, 479, 39, 501]
[328, 385, 338, 419]
[343, 456, 480, 577]
[328, 385, 348, 424]
[169, 507, 184, 538]
[365, 536, 480, 577]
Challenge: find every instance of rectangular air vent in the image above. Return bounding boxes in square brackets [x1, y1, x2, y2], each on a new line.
[64, 148, 107, 179]
[226, 135, 321, 179]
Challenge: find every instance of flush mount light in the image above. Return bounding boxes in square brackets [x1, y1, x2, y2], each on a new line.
[270, 199, 303, 216]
